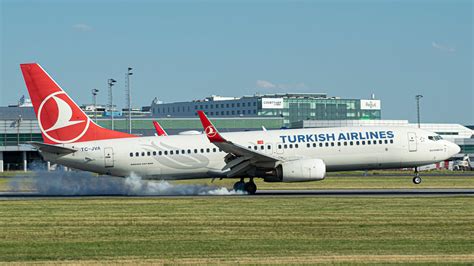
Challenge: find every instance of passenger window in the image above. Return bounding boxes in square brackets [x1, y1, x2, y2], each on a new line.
[295, 144, 299, 148]
[213, 148, 216, 152]
[331, 142, 334, 147]
[379, 140, 383, 144]
[176, 150, 179, 155]
[130, 152, 133, 157]
[384, 140, 388, 144]
[307, 143, 310, 148]
[350, 141, 353, 146]
[147, 152, 151, 156]
[194, 149, 198, 153]
[200, 149, 204, 153]
[135, 152, 139, 156]
[313, 143, 317, 147]
[206, 148, 210, 153]
[344, 142, 347, 146]
[356, 141, 360, 145]
[325, 143, 329, 147]
[337, 142, 341, 146]
[182, 150, 185, 154]
[141, 152, 145, 156]
[361, 141, 365, 145]
[164, 151, 168, 155]
[267, 145, 271, 150]
[319, 143, 323, 147]
[260, 146, 264, 150]
[289, 144, 293, 149]
[159, 151, 162, 156]
[170, 151, 174, 155]
[153, 151, 156, 156]
[278, 145, 282, 149]
[390, 139, 394, 144]
[284, 144, 288, 149]
[367, 140, 371, 145]
[188, 149, 191, 154]
[254, 146, 258, 150]
[248, 146, 252, 149]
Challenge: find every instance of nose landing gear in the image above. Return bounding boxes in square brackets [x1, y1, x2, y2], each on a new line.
[412, 167, 422, 184]
[233, 178, 257, 194]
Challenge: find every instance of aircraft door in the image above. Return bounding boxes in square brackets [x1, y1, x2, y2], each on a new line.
[104, 147, 114, 167]
[407, 132, 417, 152]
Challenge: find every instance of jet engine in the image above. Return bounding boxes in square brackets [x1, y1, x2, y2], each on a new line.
[271, 158, 326, 182]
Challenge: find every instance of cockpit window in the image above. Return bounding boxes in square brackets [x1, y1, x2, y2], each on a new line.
[428, 135, 443, 141]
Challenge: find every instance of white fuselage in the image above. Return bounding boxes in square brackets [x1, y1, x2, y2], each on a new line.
[41, 126, 460, 180]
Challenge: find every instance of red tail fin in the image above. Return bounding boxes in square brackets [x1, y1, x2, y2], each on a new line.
[20, 63, 136, 144]
[153, 121, 168, 136]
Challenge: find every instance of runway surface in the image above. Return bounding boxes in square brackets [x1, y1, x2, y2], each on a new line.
[0, 188, 473, 199]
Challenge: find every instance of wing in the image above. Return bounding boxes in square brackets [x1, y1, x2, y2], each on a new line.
[197, 111, 282, 177]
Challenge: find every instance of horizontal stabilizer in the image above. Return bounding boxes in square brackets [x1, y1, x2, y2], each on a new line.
[28, 141, 77, 154]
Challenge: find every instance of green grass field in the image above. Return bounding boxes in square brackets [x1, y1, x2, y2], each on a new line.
[0, 196, 473, 264]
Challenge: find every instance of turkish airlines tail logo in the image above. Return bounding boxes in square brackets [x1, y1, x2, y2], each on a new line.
[44, 95, 85, 132]
[20, 63, 136, 144]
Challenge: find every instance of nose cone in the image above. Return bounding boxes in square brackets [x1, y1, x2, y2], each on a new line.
[449, 142, 461, 156]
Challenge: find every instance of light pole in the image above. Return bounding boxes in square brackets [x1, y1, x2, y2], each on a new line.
[126, 67, 133, 133]
[108, 79, 117, 130]
[415, 95, 423, 128]
[92, 89, 99, 123]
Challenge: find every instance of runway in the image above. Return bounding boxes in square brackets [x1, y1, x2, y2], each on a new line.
[0, 188, 473, 199]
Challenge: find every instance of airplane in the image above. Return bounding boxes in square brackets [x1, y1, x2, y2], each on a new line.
[153, 120, 168, 136]
[20, 63, 461, 194]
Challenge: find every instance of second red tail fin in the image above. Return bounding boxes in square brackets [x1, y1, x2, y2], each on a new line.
[153, 121, 168, 136]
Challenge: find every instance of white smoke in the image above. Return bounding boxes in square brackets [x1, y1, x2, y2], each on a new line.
[7, 171, 246, 196]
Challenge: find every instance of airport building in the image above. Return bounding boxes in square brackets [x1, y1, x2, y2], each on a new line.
[150, 93, 382, 126]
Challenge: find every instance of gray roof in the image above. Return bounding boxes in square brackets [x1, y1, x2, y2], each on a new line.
[0, 107, 37, 120]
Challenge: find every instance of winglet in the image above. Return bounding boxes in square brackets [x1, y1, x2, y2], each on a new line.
[197, 111, 226, 143]
[153, 121, 168, 136]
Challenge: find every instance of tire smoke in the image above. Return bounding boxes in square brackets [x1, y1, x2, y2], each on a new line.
[7, 171, 246, 196]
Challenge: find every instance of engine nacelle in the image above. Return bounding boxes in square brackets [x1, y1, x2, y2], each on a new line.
[276, 159, 326, 182]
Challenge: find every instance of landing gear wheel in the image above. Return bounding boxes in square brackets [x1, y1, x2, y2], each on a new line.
[244, 181, 257, 195]
[413, 176, 422, 184]
[233, 180, 245, 191]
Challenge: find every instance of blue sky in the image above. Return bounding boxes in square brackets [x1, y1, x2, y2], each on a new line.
[1, 0, 472, 124]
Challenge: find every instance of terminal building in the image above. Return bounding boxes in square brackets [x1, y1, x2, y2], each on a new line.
[150, 93, 382, 126]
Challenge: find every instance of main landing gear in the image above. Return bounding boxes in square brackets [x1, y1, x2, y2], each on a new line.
[412, 167, 422, 184]
[233, 178, 257, 194]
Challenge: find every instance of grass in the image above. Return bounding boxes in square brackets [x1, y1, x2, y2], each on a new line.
[0, 197, 473, 264]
